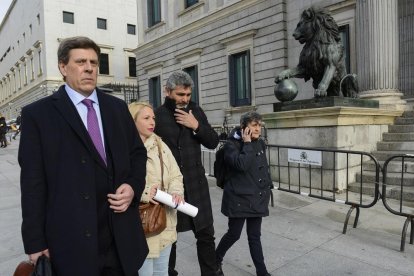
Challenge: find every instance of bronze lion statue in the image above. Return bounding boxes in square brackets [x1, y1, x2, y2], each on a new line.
[275, 7, 357, 98]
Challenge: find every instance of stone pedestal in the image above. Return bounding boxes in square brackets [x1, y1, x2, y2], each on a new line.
[262, 105, 403, 191]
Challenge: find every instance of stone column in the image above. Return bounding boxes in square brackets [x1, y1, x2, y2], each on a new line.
[356, 0, 407, 110]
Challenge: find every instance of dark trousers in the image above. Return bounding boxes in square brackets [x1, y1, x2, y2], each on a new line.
[99, 240, 138, 276]
[169, 224, 217, 276]
[216, 217, 268, 276]
[0, 133, 7, 146]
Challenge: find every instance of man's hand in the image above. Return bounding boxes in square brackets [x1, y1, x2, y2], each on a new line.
[29, 249, 49, 265]
[108, 183, 135, 213]
[174, 109, 199, 131]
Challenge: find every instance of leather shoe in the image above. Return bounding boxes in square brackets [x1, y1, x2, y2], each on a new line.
[216, 263, 224, 276]
[168, 269, 178, 276]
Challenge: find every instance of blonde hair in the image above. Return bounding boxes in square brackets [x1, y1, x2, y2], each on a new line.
[128, 101, 153, 122]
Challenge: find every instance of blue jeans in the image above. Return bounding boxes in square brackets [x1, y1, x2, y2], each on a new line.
[139, 244, 172, 276]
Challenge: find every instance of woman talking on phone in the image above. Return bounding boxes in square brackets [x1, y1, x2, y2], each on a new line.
[215, 111, 272, 276]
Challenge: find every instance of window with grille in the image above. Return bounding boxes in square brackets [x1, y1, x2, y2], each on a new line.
[148, 0, 161, 27]
[63, 11, 74, 24]
[127, 24, 136, 35]
[185, 0, 199, 8]
[129, 57, 137, 77]
[229, 50, 251, 107]
[99, 53, 109, 75]
[183, 65, 199, 105]
[97, 18, 107, 30]
[149, 76, 161, 108]
[339, 25, 350, 74]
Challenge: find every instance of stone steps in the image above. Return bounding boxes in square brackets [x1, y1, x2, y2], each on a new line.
[349, 111, 414, 201]
[395, 117, 414, 125]
[377, 141, 414, 151]
[348, 182, 414, 201]
[356, 171, 414, 186]
[401, 110, 414, 118]
[371, 150, 414, 161]
[363, 160, 414, 172]
[388, 125, 414, 133]
[382, 132, 414, 141]
[287, 112, 414, 201]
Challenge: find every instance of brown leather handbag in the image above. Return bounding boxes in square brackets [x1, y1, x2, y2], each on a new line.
[14, 255, 54, 276]
[13, 261, 34, 276]
[139, 138, 167, 237]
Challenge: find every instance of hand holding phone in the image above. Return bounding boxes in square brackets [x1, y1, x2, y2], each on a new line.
[242, 127, 252, 142]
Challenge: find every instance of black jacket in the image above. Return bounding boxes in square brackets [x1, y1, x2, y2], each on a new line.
[155, 97, 219, 231]
[0, 117, 7, 134]
[221, 128, 271, 217]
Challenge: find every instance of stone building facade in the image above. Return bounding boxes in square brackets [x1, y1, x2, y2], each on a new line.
[135, 0, 414, 126]
[0, 0, 139, 119]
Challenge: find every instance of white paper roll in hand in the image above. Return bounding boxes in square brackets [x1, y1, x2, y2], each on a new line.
[153, 189, 198, 217]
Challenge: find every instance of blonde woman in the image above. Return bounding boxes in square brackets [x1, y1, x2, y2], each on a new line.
[128, 102, 184, 276]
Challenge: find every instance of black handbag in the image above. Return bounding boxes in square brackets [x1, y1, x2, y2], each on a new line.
[32, 255, 54, 276]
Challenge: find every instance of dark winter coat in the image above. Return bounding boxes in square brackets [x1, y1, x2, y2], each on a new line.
[155, 97, 219, 232]
[0, 117, 7, 134]
[19, 86, 148, 276]
[221, 128, 271, 218]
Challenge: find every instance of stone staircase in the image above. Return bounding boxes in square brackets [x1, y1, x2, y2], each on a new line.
[348, 111, 414, 201]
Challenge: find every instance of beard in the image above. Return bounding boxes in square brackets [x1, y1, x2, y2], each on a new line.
[176, 103, 188, 109]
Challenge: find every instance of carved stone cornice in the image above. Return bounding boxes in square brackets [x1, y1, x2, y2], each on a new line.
[219, 29, 258, 46]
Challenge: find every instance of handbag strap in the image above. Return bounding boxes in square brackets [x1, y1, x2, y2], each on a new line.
[156, 137, 165, 191]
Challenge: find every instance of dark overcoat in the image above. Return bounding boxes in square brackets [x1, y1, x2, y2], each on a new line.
[19, 86, 148, 276]
[0, 116, 7, 134]
[155, 97, 219, 232]
[221, 131, 271, 218]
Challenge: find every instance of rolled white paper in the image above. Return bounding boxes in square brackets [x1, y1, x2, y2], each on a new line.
[153, 189, 198, 217]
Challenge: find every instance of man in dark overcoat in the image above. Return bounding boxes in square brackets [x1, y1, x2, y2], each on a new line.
[155, 71, 220, 276]
[19, 36, 148, 276]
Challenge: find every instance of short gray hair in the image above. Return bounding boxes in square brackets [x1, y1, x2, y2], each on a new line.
[240, 111, 262, 128]
[165, 71, 194, 91]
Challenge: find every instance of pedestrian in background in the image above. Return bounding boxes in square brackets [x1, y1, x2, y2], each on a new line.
[0, 114, 7, 148]
[154, 71, 220, 276]
[19, 36, 148, 276]
[128, 102, 184, 276]
[12, 114, 21, 139]
[216, 111, 272, 276]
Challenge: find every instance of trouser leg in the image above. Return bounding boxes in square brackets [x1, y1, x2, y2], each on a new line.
[168, 241, 178, 276]
[153, 244, 172, 276]
[246, 217, 268, 276]
[0, 134, 6, 147]
[194, 224, 217, 276]
[100, 241, 133, 276]
[215, 217, 245, 264]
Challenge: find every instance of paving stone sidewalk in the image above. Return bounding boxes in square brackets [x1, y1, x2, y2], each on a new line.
[0, 138, 413, 275]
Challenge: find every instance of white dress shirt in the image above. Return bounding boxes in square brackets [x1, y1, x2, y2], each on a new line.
[65, 84, 106, 154]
